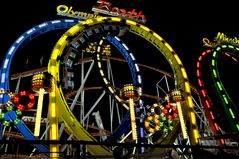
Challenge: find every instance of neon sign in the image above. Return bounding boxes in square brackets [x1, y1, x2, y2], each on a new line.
[92, 0, 146, 23]
[214, 32, 239, 45]
[57, 4, 102, 20]
[203, 32, 239, 47]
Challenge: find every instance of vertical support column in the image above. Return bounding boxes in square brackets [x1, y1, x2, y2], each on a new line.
[120, 84, 140, 142]
[49, 78, 59, 158]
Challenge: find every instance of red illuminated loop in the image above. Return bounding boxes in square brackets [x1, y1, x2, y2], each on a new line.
[13, 91, 35, 110]
[163, 103, 177, 119]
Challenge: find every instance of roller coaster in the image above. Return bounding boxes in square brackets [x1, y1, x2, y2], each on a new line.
[0, 17, 238, 159]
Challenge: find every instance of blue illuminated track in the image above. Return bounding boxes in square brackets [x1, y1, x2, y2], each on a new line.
[0, 19, 81, 90]
[0, 19, 81, 153]
[103, 34, 144, 141]
[0, 18, 145, 154]
[60, 28, 144, 143]
[105, 34, 142, 88]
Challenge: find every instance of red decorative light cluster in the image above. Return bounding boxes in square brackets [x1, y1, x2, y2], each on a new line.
[163, 103, 177, 119]
[13, 91, 35, 110]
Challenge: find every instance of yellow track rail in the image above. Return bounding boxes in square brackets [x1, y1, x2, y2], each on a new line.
[48, 17, 200, 156]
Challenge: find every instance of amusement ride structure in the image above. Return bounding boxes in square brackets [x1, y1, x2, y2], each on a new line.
[0, 14, 238, 159]
[196, 38, 239, 147]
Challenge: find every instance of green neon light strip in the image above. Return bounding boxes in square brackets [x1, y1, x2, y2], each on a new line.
[210, 45, 239, 133]
[222, 94, 229, 104]
[211, 59, 215, 66]
[216, 81, 223, 91]
[229, 108, 235, 119]
[237, 124, 239, 130]
[212, 69, 217, 78]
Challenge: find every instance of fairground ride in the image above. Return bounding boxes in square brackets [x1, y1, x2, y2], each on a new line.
[0, 17, 212, 159]
[196, 40, 239, 151]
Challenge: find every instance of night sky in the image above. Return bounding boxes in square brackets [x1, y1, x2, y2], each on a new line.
[2, 0, 239, 81]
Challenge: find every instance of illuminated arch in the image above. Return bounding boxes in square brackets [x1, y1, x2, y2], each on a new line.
[196, 46, 239, 144]
[0, 19, 81, 153]
[210, 45, 239, 133]
[48, 17, 200, 156]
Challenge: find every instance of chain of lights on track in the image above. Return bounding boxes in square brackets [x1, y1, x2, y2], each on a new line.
[0, 17, 201, 157]
[48, 17, 200, 157]
[210, 45, 239, 132]
[196, 47, 239, 145]
[0, 19, 83, 154]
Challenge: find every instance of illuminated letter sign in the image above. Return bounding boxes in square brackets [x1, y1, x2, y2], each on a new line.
[203, 32, 239, 47]
[57, 5, 101, 20]
[214, 32, 239, 46]
[92, 0, 146, 23]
